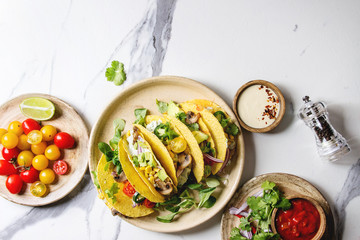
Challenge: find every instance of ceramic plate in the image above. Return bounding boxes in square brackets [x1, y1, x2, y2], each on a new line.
[0, 94, 89, 206]
[89, 76, 245, 232]
[221, 173, 335, 240]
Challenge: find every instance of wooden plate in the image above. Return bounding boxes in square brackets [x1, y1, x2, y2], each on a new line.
[221, 173, 335, 240]
[0, 93, 89, 206]
[89, 76, 245, 232]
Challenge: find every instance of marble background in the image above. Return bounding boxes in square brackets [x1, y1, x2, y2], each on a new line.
[0, 0, 359, 239]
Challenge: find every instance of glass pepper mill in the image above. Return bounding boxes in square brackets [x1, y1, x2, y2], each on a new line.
[298, 96, 350, 162]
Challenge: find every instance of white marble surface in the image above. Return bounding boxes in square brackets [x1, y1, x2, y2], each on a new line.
[0, 0, 359, 239]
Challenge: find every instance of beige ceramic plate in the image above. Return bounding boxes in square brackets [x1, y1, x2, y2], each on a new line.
[89, 76, 245, 232]
[221, 173, 335, 240]
[0, 94, 89, 206]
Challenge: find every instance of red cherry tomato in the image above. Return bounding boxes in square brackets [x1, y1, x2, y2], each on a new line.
[53, 160, 68, 175]
[54, 132, 75, 149]
[0, 159, 18, 175]
[6, 174, 23, 194]
[1, 147, 20, 162]
[22, 119, 41, 135]
[143, 199, 156, 208]
[123, 181, 136, 197]
[20, 167, 39, 183]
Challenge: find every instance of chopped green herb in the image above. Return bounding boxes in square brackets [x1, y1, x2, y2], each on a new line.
[105, 60, 126, 86]
[225, 123, 239, 136]
[153, 122, 179, 144]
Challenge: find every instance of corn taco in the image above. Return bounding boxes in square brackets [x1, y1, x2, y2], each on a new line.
[181, 100, 239, 174]
[122, 126, 176, 198]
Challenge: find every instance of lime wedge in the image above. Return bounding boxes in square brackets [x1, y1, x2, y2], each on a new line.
[20, 97, 55, 120]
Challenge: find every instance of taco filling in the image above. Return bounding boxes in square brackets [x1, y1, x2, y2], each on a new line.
[125, 126, 175, 196]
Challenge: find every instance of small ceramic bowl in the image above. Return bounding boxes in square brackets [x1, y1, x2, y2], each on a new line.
[233, 80, 285, 133]
[270, 195, 327, 240]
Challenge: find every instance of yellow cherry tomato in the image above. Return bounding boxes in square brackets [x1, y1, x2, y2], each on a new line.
[39, 168, 55, 184]
[31, 141, 47, 155]
[0, 128, 7, 140]
[27, 130, 42, 145]
[30, 181, 47, 197]
[17, 150, 34, 167]
[8, 121, 23, 136]
[169, 137, 187, 153]
[17, 134, 31, 150]
[40, 125, 57, 142]
[1, 132, 19, 149]
[44, 144, 61, 161]
[32, 155, 49, 171]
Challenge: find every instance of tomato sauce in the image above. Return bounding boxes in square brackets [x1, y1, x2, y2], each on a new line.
[275, 198, 320, 240]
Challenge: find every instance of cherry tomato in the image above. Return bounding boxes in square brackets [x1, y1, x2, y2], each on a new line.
[143, 199, 156, 208]
[39, 168, 55, 184]
[44, 144, 61, 161]
[27, 130, 42, 145]
[17, 134, 31, 150]
[8, 121, 23, 136]
[20, 167, 39, 183]
[0, 159, 18, 175]
[54, 132, 75, 149]
[22, 119, 41, 135]
[0, 128, 8, 140]
[30, 181, 47, 197]
[2, 147, 20, 162]
[170, 137, 187, 153]
[31, 141, 47, 155]
[40, 125, 57, 142]
[1, 132, 19, 149]
[32, 155, 49, 171]
[17, 150, 34, 167]
[6, 174, 23, 194]
[123, 181, 136, 197]
[53, 160, 68, 175]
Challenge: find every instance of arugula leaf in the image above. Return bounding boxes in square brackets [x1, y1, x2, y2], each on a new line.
[205, 177, 220, 188]
[156, 99, 168, 114]
[156, 212, 178, 223]
[239, 216, 252, 231]
[91, 171, 100, 189]
[105, 60, 126, 86]
[109, 119, 126, 150]
[198, 187, 216, 208]
[134, 108, 148, 126]
[105, 183, 119, 204]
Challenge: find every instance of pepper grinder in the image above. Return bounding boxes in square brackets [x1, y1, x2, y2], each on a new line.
[298, 96, 350, 162]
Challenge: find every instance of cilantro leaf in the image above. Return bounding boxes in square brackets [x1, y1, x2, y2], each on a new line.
[230, 227, 248, 240]
[105, 183, 119, 204]
[156, 99, 168, 114]
[261, 180, 276, 190]
[105, 60, 126, 86]
[253, 232, 280, 240]
[91, 171, 100, 189]
[134, 108, 148, 126]
[275, 197, 291, 210]
[200, 141, 216, 156]
[239, 216, 252, 231]
[153, 122, 179, 144]
[225, 123, 239, 136]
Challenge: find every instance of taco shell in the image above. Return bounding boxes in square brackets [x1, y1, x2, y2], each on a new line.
[96, 154, 154, 218]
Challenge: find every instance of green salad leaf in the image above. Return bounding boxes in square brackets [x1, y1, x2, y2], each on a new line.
[230, 227, 248, 240]
[105, 60, 126, 86]
[153, 122, 179, 144]
[156, 99, 168, 114]
[91, 171, 100, 189]
[109, 119, 126, 150]
[134, 108, 148, 126]
[105, 183, 119, 204]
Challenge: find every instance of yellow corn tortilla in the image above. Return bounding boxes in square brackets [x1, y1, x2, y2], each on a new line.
[164, 115, 204, 183]
[180, 101, 227, 174]
[119, 139, 165, 202]
[134, 122, 178, 186]
[186, 99, 228, 116]
[96, 155, 154, 217]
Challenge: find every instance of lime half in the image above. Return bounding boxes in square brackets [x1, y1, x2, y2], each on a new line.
[20, 97, 55, 120]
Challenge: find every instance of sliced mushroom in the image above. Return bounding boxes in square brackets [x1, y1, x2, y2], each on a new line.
[176, 153, 192, 177]
[111, 208, 121, 216]
[155, 178, 173, 195]
[112, 171, 127, 182]
[133, 126, 140, 144]
[186, 111, 200, 124]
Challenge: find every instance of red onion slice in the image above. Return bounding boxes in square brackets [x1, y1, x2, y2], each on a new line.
[203, 153, 223, 164]
[218, 148, 231, 173]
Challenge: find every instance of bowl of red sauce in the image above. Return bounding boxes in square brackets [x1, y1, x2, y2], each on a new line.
[271, 196, 326, 240]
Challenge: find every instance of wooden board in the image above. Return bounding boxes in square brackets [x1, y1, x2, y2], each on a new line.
[0, 93, 89, 206]
[221, 173, 335, 240]
[88, 76, 245, 232]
